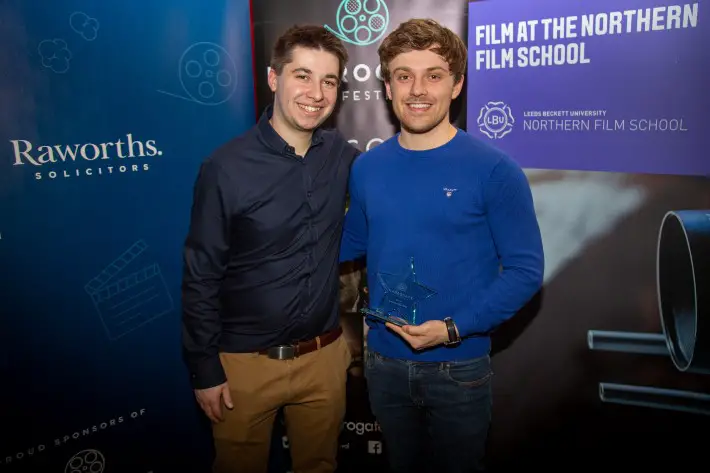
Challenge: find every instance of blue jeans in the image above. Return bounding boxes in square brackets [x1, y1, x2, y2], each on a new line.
[365, 350, 493, 473]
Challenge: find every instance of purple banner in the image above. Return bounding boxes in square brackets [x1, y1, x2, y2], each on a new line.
[466, 0, 708, 176]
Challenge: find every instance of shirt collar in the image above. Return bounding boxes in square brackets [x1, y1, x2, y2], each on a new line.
[257, 104, 324, 155]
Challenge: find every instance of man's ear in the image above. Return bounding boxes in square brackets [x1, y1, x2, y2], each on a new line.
[452, 74, 464, 100]
[268, 67, 278, 93]
[385, 81, 392, 100]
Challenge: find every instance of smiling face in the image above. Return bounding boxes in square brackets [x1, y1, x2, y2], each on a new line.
[385, 47, 463, 136]
[268, 46, 340, 133]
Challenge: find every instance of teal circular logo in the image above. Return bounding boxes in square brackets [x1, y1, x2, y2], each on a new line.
[324, 0, 389, 46]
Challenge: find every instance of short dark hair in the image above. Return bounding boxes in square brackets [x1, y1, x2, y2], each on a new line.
[270, 25, 349, 78]
[378, 18, 467, 83]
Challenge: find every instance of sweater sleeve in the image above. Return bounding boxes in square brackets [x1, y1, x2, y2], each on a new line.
[453, 158, 544, 337]
[339, 160, 368, 262]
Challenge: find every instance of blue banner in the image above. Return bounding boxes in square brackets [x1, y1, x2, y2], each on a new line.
[0, 0, 254, 471]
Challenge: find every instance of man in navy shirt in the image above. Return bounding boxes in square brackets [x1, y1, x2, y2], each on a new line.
[182, 25, 359, 473]
[340, 19, 544, 473]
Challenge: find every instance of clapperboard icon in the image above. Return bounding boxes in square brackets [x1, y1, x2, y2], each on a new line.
[84, 240, 173, 340]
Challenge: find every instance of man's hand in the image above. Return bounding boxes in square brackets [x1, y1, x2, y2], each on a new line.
[386, 320, 451, 350]
[194, 382, 233, 423]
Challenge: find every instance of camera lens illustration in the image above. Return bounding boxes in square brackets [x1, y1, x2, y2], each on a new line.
[588, 210, 710, 416]
[324, 0, 389, 46]
[158, 42, 238, 106]
[657, 211, 710, 373]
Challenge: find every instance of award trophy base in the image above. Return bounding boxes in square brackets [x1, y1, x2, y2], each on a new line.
[360, 308, 410, 327]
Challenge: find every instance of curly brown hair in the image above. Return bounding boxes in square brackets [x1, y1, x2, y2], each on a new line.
[270, 24, 349, 79]
[377, 18, 467, 83]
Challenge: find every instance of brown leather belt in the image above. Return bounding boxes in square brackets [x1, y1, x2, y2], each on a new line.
[258, 326, 342, 360]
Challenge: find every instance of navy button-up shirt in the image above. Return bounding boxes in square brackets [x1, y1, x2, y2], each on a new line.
[182, 105, 360, 389]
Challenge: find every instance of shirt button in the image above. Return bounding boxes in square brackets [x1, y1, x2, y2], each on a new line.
[307, 191, 312, 197]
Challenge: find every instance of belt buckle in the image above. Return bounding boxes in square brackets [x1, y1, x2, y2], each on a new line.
[267, 344, 297, 360]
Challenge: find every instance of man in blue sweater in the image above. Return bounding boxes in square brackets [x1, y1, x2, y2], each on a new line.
[340, 19, 544, 473]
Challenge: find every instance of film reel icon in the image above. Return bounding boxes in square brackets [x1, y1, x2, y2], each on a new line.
[158, 41, 238, 106]
[325, 0, 389, 46]
[65, 449, 106, 473]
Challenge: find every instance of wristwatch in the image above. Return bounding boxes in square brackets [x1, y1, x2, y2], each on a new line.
[443, 317, 461, 346]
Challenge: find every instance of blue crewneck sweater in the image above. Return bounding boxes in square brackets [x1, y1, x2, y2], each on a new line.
[340, 129, 544, 362]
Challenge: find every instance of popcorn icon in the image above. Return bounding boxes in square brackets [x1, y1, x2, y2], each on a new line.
[84, 240, 174, 340]
[38, 38, 72, 73]
[69, 11, 100, 41]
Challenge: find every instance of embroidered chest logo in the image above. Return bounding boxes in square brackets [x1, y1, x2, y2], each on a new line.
[443, 187, 458, 198]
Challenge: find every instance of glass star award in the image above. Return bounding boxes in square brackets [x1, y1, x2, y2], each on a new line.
[360, 257, 436, 326]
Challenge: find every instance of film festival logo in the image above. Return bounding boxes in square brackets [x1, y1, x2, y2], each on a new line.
[477, 101, 514, 139]
[84, 240, 174, 341]
[324, 0, 390, 46]
[321, 1, 390, 151]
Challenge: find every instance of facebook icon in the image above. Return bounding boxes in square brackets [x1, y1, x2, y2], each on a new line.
[368, 441, 382, 455]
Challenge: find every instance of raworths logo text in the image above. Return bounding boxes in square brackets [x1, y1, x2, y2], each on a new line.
[9, 133, 163, 181]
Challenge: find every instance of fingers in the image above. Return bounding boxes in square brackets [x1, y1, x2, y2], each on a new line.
[386, 323, 421, 348]
[385, 323, 436, 351]
[199, 397, 223, 423]
[402, 324, 426, 335]
[386, 322, 426, 338]
[385, 322, 405, 334]
[213, 405, 225, 423]
[222, 386, 234, 410]
[196, 385, 233, 423]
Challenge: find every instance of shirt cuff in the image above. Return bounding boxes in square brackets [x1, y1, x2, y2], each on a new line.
[190, 356, 227, 390]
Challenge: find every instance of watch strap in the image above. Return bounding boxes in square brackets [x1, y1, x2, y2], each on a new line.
[444, 317, 460, 345]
